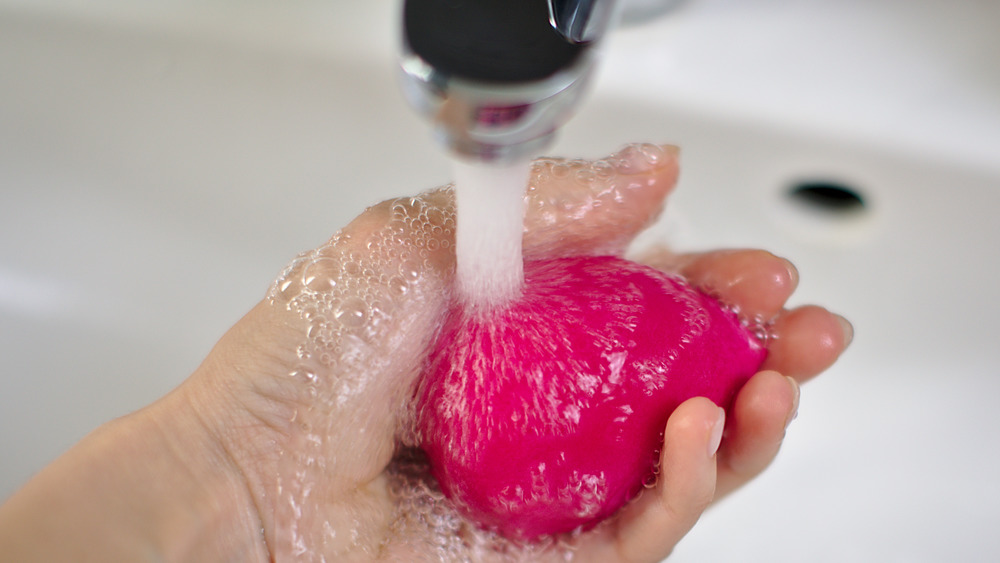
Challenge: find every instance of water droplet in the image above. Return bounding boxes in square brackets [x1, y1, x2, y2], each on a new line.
[642, 472, 658, 489]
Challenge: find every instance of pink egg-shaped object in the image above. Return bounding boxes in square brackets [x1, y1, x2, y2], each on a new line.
[414, 255, 766, 540]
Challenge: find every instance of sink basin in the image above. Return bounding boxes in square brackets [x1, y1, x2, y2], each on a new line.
[2, 1, 998, 561]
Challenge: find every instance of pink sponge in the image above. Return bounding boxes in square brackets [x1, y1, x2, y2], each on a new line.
[413, 255, 766, 540]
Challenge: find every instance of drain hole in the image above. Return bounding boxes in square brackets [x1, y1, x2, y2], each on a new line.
[787, 181, 866, 214]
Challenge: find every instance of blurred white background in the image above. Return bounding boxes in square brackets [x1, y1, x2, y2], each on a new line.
[2, 1, 998, 560]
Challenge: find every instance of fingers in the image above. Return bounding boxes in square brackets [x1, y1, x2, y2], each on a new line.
[523, 143, 679, 259]
[765, 305, 853, 382]
[714, 371, 799, 499]
[639, 248, 798, 322]
[599, 397, 723, 563]
[640, 247, 852, 383]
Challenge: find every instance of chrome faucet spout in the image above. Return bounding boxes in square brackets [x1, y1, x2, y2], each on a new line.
[400, 0, 618, 163]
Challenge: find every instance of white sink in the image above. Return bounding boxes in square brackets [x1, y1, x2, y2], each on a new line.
[2, 1, 998, 561]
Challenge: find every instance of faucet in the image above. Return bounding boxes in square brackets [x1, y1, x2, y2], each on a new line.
[399, 0, 619, 164]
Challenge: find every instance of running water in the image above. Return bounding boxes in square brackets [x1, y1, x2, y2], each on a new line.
[450, 157, 533, 311]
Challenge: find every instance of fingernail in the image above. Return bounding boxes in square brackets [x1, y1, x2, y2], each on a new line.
[784, 376, 800, 431]
[836, 314, 854, 349]
[610, 143, 677, 174]
[708, 407, 726, 457]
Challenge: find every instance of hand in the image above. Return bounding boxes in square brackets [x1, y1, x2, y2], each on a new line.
[0, 145, 851, 562]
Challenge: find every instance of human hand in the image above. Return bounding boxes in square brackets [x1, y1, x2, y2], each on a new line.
[0, 144, 851, 562]
[185, 143, 849, 561]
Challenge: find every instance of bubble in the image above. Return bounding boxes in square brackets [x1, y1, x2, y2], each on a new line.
[425, 207, 446, 227]
[383, 450, 581, 561]
[306, 318, 331, 341]
[389, 275, 409, 297]
[335, 297, 368, 328]
[369, 299, 394, 323]
[751, 324, 771, 345]
[289, 365, 317, 382]
[591, 160, 615, 179]
[277, 276, 304, 303]
[642, 472, 658, 489]
[316, 243, 343, 262]
[302, 258, 340, 292]
[639, 143, 665, 164]
[400, 259, 422, 282]
[574, 168, 597, 186]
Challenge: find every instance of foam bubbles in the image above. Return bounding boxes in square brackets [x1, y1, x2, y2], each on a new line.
[384, 450, 579, 562]
[265, 188, 459, 559]
[267, 190, 456, 372]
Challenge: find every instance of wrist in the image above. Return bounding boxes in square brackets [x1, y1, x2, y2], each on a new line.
[140, 387, 271, 562]
[0, 384, 268, 562]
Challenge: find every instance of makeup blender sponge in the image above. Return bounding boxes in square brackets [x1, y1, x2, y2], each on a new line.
[413, 255, 767, 540]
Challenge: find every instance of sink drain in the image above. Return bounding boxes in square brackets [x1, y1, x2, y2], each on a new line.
[773, 177, 875, 245]
[786, 181, 866, 215]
